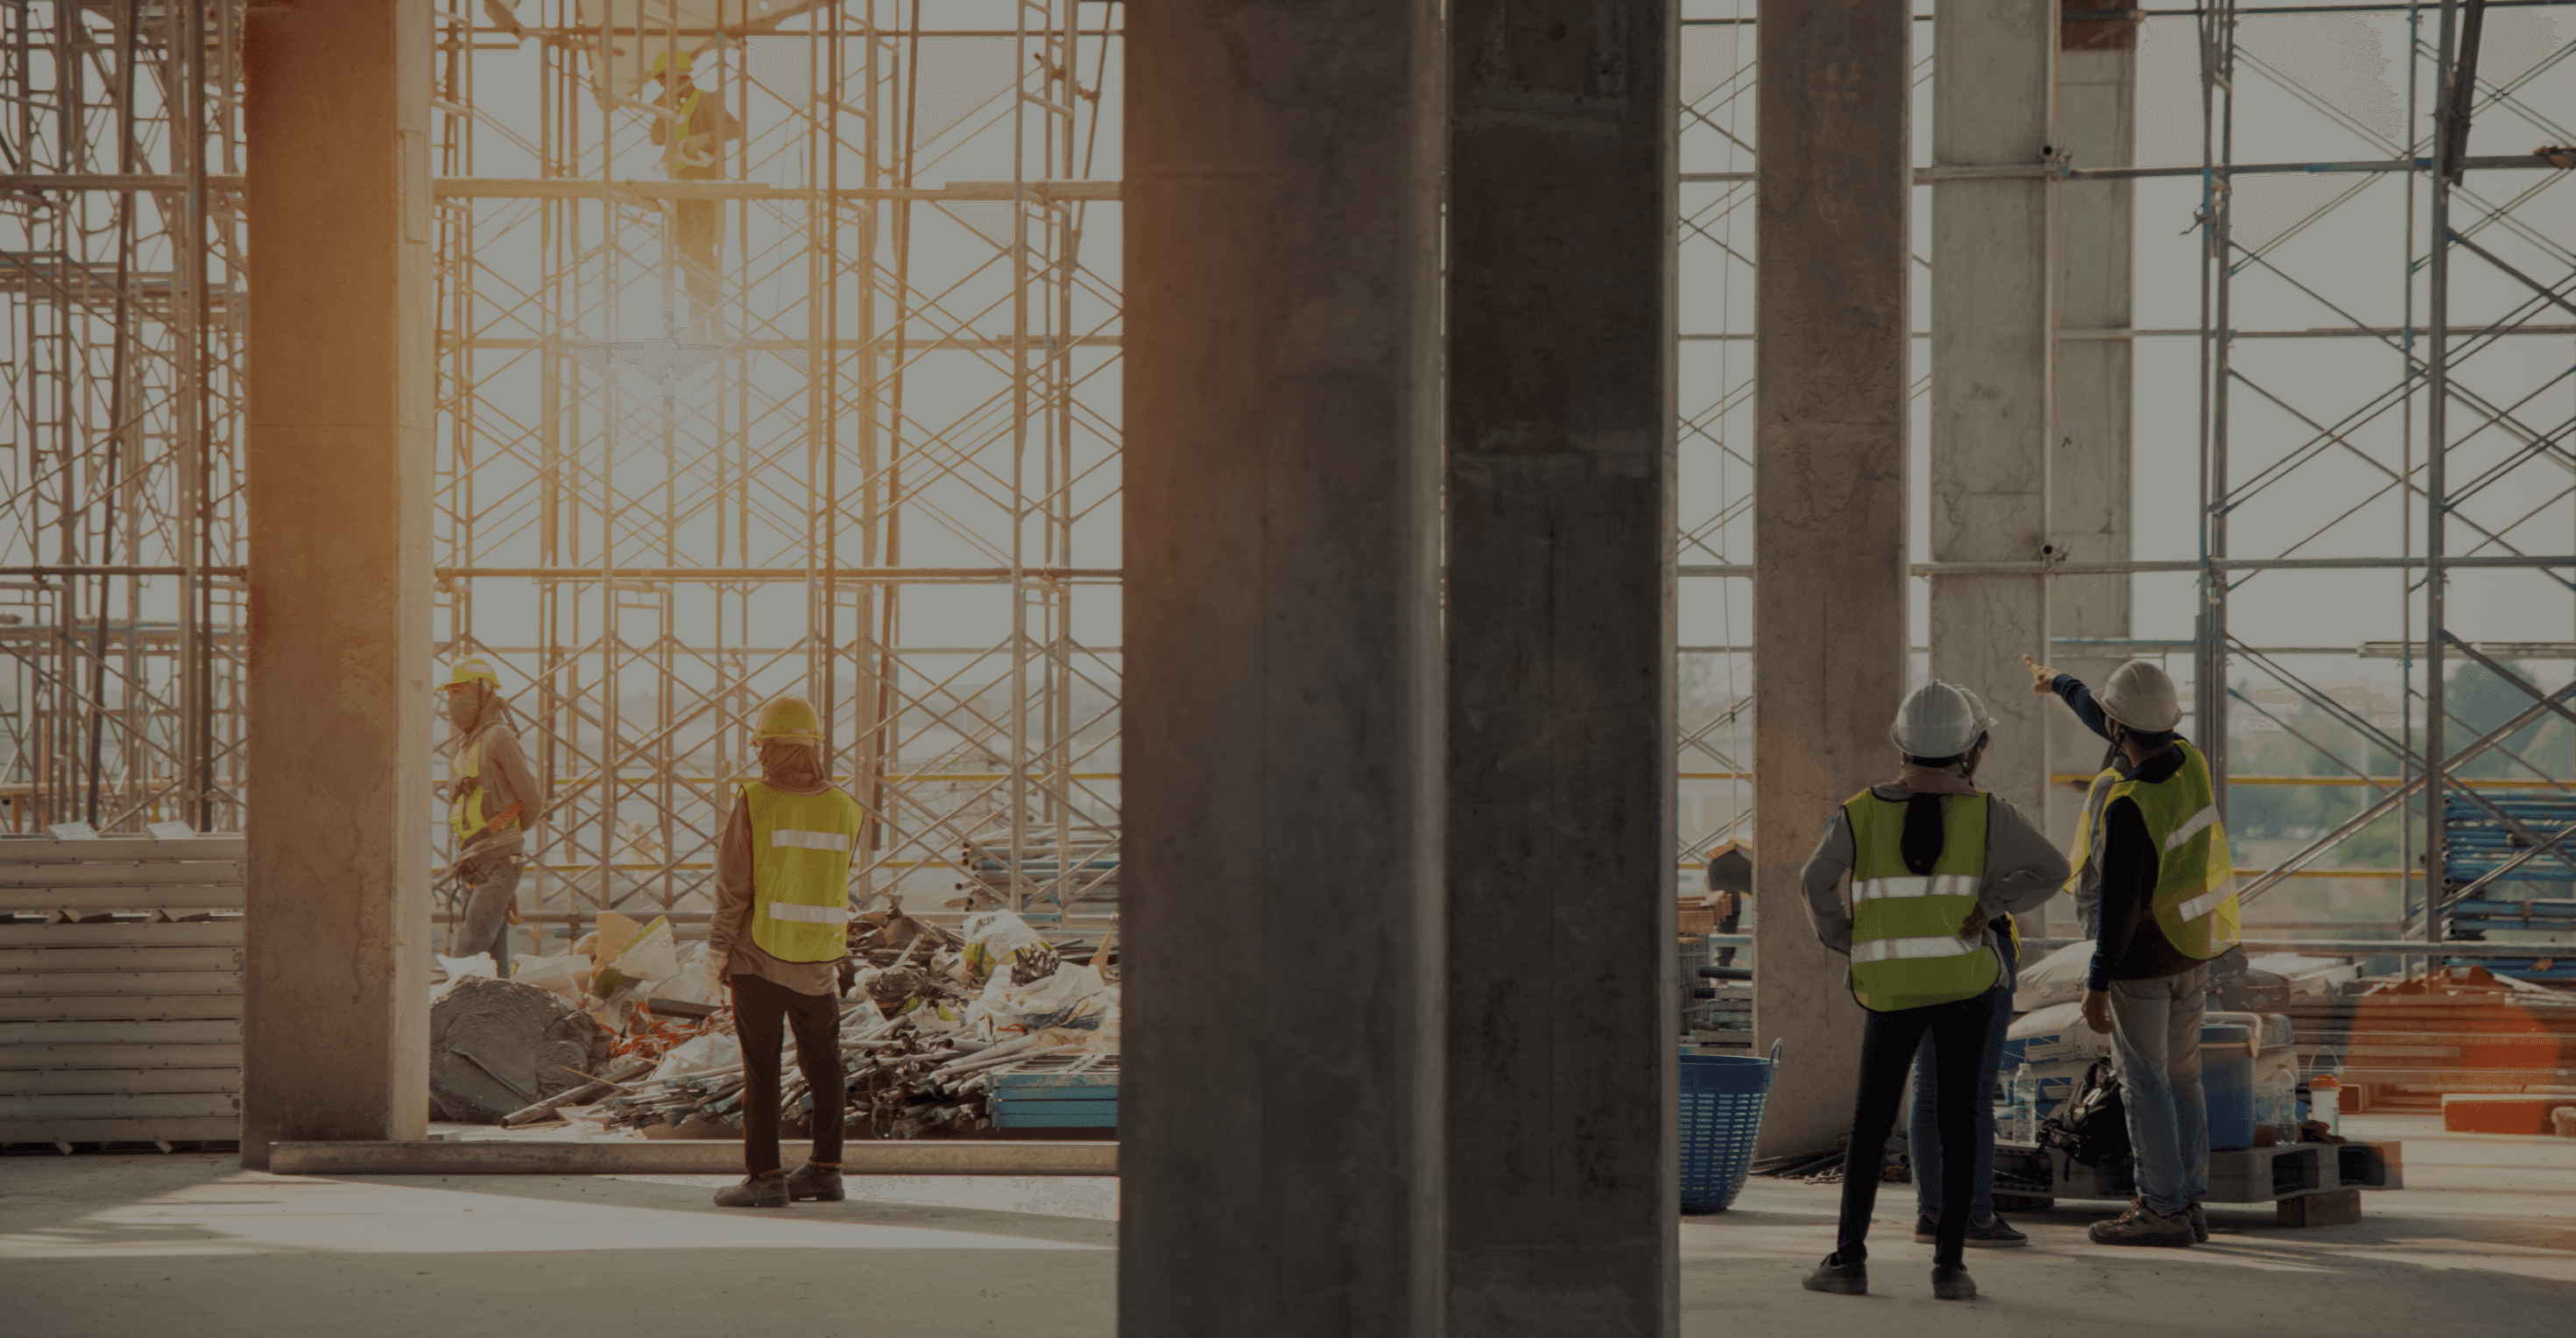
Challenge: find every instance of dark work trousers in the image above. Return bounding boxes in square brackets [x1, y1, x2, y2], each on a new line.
[1835, 985, 2004, 1270]
[731, 972, 846, 1176]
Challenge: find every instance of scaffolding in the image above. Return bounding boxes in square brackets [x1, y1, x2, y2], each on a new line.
[7, 0, 2572, 962]
[1, 0, 244, 836]
[1676, 1, 2576, 961]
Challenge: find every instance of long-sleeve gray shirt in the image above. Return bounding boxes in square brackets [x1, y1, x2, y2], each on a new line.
[1802, 781, 2070, 990]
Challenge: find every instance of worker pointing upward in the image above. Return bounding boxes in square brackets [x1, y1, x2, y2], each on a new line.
[2027, 653, 2241, 1248]
[707, 694, 863, 1208]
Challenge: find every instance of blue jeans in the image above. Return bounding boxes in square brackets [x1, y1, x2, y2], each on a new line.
[1911, 986, 2011, 1223]
[2108, 963, 2211, 1216]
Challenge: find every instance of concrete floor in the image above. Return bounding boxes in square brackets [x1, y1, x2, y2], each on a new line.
[3, 1113, 2568, 1336]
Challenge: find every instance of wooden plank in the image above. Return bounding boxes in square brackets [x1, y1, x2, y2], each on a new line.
[0, 1043, 241, 1069]
[0, 888, 246, 912]
[0, 921, 243, 947]
[3, 1067, 241, 1095]
[0, 1019, 239, 1044]
[0, 862, 245, 887]
[0, 970, 240, 997]
[0, 946, 244, 972]
[0, 1091, 240, 1119]
[0, 996, 242, 1021]
[0, 837, 245, 863]
[0, 1116, 239, 1142]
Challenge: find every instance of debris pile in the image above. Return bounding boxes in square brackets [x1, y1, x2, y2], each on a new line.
[427, 976, 611, 1123]
[520, 905, 1119, 1139]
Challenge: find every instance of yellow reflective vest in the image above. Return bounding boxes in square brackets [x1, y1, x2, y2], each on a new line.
[448, 735, 519, 843]
[1841, 790, 2001, 1012]
[744, 781, 865, 962]
[2084, 740, 2241, 961]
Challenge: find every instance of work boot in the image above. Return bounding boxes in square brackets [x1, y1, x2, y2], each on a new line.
[786, 1161, 845, 1202]
[1800, 1252, 1867, 1295]
[1930, 1264, 1978, 1300]
[2087, 1198, 2192, 1247]
[713, 1172, 790, 1208]
[2188, 1202, 2209, 1243]
[1914, 1213, 2028, 1247]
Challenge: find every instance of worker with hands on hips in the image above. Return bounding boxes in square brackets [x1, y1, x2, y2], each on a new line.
[1797, 681, 2069, 1301]
[2027, 651, 2241, 1248]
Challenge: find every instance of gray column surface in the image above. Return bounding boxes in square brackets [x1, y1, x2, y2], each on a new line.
[1119, 3, 1447, 1335]
[239, 0, 435, 1168]
[1751, 0, 1914, 1158]
[1446, 1, 1676, 1333]
[1930, 0, 2057, 827]
[2048, 11, 2140, 873]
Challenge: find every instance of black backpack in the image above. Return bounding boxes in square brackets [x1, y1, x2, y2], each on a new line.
[2039, 1058, 2133, 1169]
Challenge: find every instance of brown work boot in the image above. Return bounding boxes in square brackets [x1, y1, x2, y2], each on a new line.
[2088, 1198, 2192, 1247]
[2188, 1202, 2209, 1243]
[786, 1161, 845, 1202]
[714, 1171, 790, 1208]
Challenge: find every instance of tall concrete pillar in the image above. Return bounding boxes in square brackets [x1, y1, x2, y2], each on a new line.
[1120, 3, 1446, 1334]
[239, 0, 434, 1168]
[1930, 0, 2057, 829]
[1752, 0, 1913, 1157]
[2049, 8, 2140, 880]
[1446, 2, 1675, 1332]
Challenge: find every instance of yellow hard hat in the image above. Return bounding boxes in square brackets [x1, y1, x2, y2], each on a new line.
[751, 694, 823, 746]
[649, 48, 693, 77]
[443, 658, 500, 693]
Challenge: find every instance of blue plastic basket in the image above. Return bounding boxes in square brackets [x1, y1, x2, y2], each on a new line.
[1680, 1039, 1781, 1214]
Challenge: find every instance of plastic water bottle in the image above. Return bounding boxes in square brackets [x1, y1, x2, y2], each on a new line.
[2010, 1065, 2040, 1143]
[2309, 1074, 2342, 1137]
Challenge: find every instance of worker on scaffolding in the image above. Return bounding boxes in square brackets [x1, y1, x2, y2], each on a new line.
[1799, 681, 2069, 1301]
[441, 657, 547, 976]
[706, 694, 862, 1208]
[2027, 653, 2242, 1249]
[646, 48, 738, 339]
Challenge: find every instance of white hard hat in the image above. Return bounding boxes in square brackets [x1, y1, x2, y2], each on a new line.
[1955, 686, 1998, 738]
[2097, 659, 2182, 733]
[1891, 681, 1985, 759]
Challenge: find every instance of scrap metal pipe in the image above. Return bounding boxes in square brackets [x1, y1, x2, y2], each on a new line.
[267, 1139, 1118, 1176]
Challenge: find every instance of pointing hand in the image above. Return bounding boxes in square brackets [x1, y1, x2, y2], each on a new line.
[2022, 653, 2057, 696]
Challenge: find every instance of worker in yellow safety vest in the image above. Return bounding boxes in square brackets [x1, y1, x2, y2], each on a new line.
[440, 658, 547, 975]
[707, 694, 863, 1208]
[645, 47, 739, 337]
[2027, 654, 2239, 1249]
[1800, 681, 2070, 1301]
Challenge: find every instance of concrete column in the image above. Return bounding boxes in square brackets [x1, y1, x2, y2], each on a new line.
[1752, 0, 1913, 1158]
[1930, 0, 2057, 828]
[239, 0, 434, 1168]
[1120, 3, 1445, 1334]
[2048, 9, 2140, 877]
[1446, 2, 1675, 1332]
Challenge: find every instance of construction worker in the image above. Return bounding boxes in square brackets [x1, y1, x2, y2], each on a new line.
[707, 694, 861, 1208]
[644, 49, 739, 337]
[2027, 654, 2240, 1248]
[441, 658, 546, 975]
[1800, 682, 2069, 1301]
[1905, 686, 2033, 1250]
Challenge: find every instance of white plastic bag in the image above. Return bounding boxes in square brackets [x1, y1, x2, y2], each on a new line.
[434, 953, 499, 983]
[960, 908, 1051, 984]
[511, 953, 589, 1003]
[650, 1032, 743, 1083]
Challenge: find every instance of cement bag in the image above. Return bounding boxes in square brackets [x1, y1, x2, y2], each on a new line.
[961, 908, 1055, 985]
[596, 915, 679, 998]
[511, 953, 590, 1004]
[2016, 939, 2097, 1008]
[974, 962, 1110, 1038]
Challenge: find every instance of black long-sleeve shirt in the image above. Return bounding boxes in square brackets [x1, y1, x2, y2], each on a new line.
[2054, 675, 2204, 989]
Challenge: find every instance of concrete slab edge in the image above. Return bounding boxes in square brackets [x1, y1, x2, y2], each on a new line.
[267, 1139, 1119, 1176]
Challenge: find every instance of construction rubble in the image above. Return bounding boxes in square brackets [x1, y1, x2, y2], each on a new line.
[431, 901, 1119, 1141]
